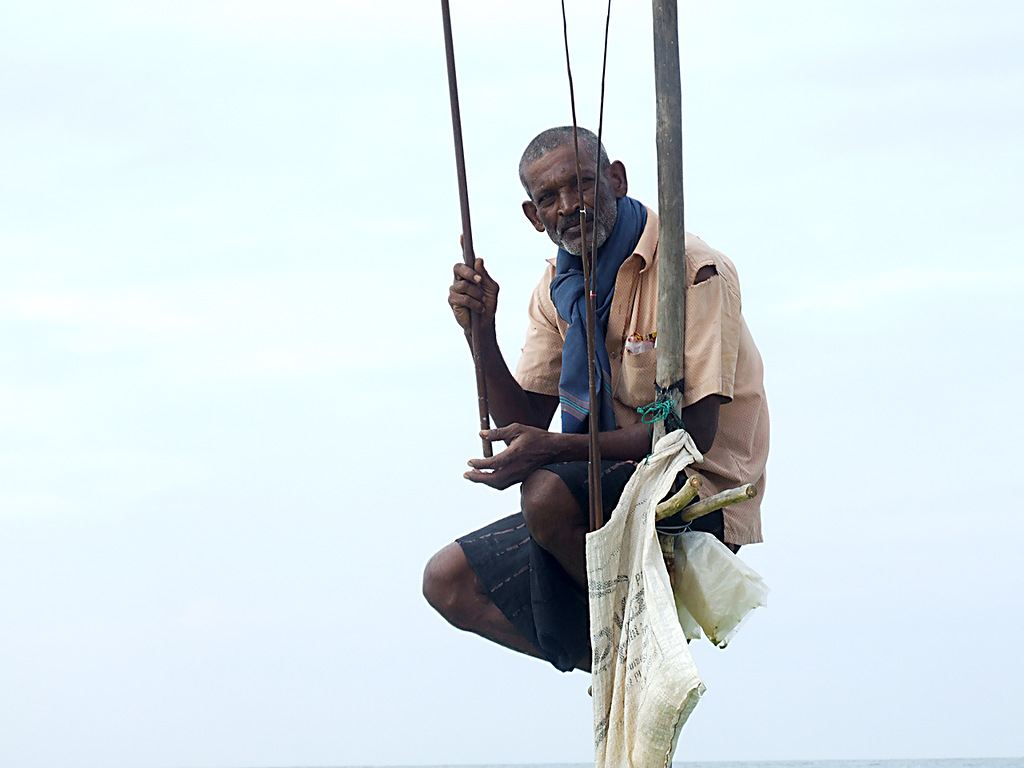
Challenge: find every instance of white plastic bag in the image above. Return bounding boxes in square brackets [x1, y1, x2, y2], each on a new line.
[671, 531, 768, 648]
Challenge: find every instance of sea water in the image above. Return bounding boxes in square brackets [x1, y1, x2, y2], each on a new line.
[358, 762, 1023, 768]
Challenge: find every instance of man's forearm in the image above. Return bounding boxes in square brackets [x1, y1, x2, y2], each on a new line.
[465, 421, 652, 491]
[541, 397, 721, 462]
[544, 422, 652, 463]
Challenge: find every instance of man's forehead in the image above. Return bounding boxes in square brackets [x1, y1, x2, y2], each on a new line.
[524, 143, 598, 181]
[537, 141, 596, 162]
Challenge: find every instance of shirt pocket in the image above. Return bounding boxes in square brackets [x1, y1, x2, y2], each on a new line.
[617, 347, 658, 410]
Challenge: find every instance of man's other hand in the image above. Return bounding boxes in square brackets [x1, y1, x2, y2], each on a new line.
[449, 257, 499, 333]
[464, 424, 553, 490]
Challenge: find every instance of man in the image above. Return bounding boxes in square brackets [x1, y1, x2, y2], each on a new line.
[423, 127, 769, 673]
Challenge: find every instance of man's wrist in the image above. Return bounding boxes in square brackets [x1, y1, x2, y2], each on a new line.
[464, 319, 498, 344]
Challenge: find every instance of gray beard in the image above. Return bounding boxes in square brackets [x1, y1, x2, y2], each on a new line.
[550, 198, 618, 256]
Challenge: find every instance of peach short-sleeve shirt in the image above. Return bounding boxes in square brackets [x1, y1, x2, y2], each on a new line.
[514, 209, 770, 546]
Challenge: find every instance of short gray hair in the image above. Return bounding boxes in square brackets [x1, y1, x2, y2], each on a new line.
[518, 126, 611, 196]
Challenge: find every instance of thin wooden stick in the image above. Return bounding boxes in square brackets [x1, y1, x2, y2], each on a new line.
[440, 0, 491, 458]
[588, 0, 613, 532]
[678, 484, 757, 523]
[654, 474, 701, 521]
[561, 0, 602, 533]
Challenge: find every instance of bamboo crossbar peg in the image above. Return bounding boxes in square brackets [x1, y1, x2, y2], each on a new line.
[679, 484, 757, 523]
[655, 474, 702, 521]
[659, 534, 676, 572]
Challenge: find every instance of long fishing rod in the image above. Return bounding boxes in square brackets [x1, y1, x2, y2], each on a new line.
[440, 0, 492, 458]
[561, 0, 614, 534]
[590, 0, 613, 531]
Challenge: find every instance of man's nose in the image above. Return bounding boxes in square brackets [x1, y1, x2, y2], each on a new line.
[556, 188, 583, 219]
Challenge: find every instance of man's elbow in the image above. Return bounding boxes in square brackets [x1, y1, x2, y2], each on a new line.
[682, 395, 725, 454]
[690, 426, 716, 454]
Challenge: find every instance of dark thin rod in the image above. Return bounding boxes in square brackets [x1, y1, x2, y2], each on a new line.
[441, 0, 492, 458]
[588, 0, 613, 531]
[561, 0, 603, 534]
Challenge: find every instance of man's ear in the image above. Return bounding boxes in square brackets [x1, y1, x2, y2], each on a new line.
[607, 160, 628, 198]
[522, 200, 546, 233]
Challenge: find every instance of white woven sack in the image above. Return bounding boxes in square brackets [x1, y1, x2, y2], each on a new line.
[587, 429, 706, 768]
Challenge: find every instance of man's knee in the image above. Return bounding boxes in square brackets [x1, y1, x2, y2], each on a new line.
[520, 469, 585, 553]
[422, 543, 483, 632]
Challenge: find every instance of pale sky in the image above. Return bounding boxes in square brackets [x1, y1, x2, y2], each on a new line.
[2, 1, 1023, 767]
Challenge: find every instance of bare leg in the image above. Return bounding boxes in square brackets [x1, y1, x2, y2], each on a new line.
[422, 542, 545, 660]
[520, 469, 590, 588]
[520, 469, 595, 672]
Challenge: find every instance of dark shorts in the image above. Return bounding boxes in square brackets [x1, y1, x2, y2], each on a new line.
[456, 460, 726, 672]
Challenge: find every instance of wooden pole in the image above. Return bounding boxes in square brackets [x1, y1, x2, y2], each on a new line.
[651, 0, 686, 445]
[441, 0, 492, 458]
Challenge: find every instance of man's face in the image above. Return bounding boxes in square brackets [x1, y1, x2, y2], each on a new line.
[521, 143, 626, 256]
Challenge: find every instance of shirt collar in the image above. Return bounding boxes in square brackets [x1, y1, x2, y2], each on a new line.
[633, 206, 658, 268]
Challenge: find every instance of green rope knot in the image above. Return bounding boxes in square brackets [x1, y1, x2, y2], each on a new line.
[638, 398, 674, 425]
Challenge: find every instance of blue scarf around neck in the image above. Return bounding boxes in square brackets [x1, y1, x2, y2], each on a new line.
[549, 196, 647, 434]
